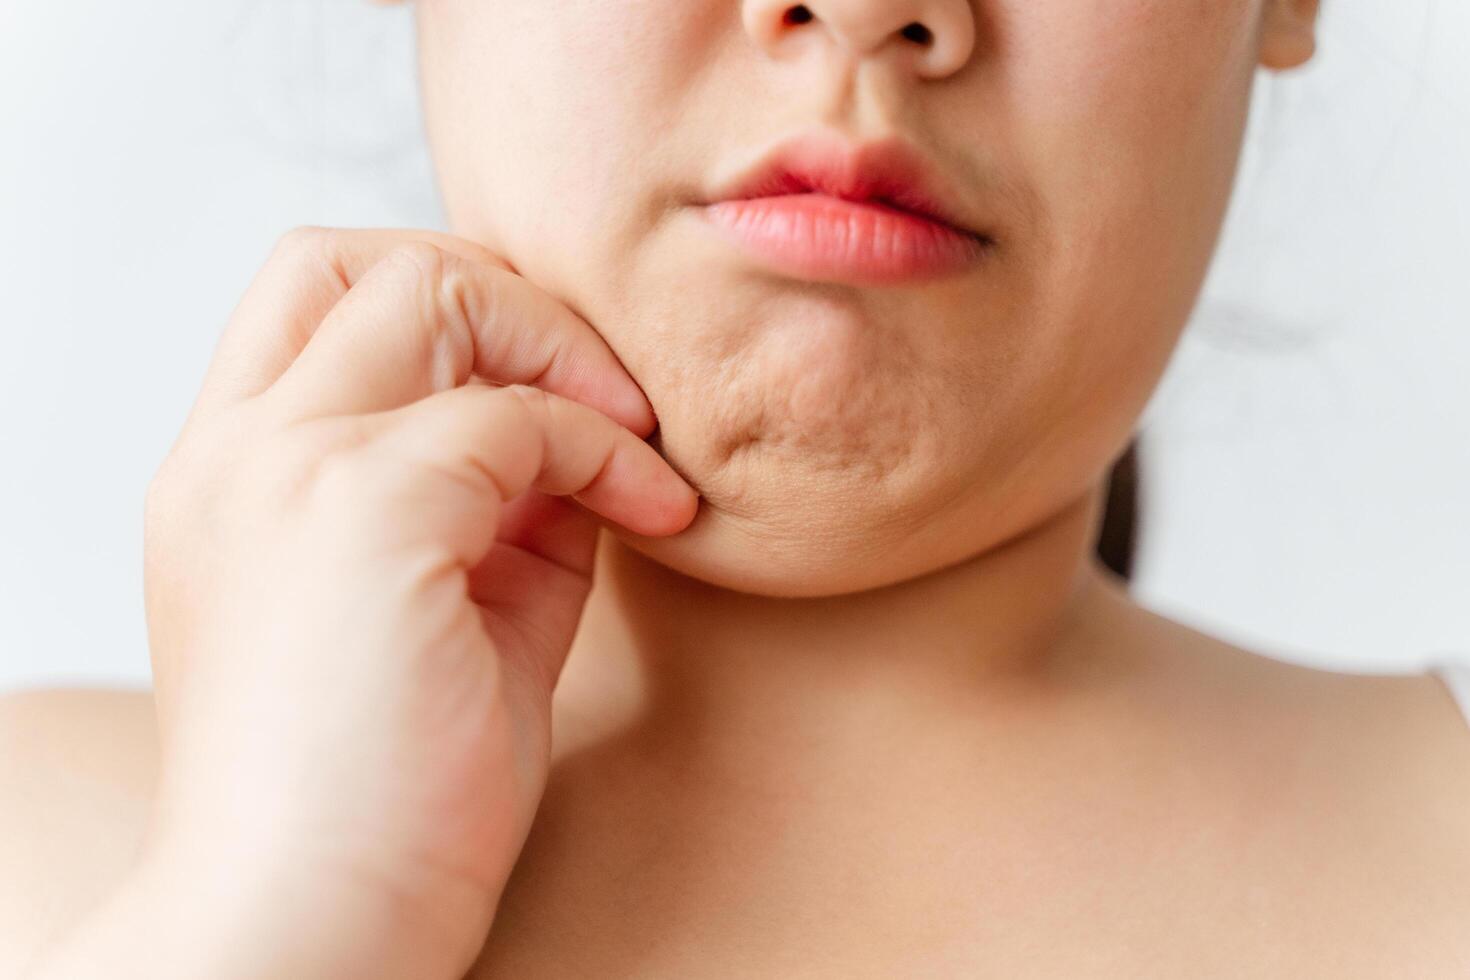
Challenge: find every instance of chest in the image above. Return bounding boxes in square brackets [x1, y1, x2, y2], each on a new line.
[461, 812, 1456, 979]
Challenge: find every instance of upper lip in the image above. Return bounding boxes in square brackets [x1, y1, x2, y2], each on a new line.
[701, 128, 990, 241]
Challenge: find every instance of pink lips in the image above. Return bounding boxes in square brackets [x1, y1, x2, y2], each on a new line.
[697, 130, 994, 286]
[702, 193, 988, 286]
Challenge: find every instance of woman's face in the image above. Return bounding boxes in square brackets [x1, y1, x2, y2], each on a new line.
[411, 0, 1318, 597]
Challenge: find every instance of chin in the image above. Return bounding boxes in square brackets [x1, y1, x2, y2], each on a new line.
[596, 428, 982, 598]
[601, 508, 914, 598]
[599, 380, 1120, 597]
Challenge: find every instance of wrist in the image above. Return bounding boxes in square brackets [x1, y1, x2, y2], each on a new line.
[30, 840, 488, 980]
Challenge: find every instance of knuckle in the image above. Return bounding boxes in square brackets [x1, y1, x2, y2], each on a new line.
[381, 242, 477, 389]
[301, 447, 407, 531]
[276, 420, 371, 503]
[434, 258, 481, 380]
[381, 239, 449, 285]
[307, 446, 369, 504]
[267, 226, 351, 296]
[299, 412, 433, 507]
[449, 261, 497, 342]
[271, 224, 334, 265]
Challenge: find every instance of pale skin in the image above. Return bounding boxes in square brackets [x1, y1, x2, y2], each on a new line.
[2, 0, 1469, 976]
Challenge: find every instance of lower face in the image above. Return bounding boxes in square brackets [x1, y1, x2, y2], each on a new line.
[414, 0, 1265, 596]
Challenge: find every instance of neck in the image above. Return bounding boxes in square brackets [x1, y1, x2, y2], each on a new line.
[557, 484, 1116, 764]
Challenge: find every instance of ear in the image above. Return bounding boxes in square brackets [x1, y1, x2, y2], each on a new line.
[1258, 0, 1321, 71]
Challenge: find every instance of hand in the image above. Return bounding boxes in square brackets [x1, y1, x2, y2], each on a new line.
[114, 228, 695, 978]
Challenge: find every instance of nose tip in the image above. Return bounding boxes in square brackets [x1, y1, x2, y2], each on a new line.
[743, 0, 976, 80]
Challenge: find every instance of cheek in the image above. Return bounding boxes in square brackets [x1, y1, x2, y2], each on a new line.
[417, 1, 685, 273]
[1003, 0, 1258, 233]
[1005, 0, 1259, 245]
[994, 0, 1261, 414]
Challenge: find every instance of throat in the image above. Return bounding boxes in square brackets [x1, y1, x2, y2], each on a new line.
[551, 488, 1109, 771]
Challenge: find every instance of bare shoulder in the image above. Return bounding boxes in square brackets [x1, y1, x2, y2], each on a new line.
[0, 687, 158, 975]
[1086, 573, 1470, 957]
[1147, 599, 1470, 812]
[1195, 631, 1470, 959]
[1084, 572, 1470, 795]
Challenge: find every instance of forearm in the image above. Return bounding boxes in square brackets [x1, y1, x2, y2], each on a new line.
[25, 849, 473, 980]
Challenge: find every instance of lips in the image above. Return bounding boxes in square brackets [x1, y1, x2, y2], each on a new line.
[697, 129, 994, 285]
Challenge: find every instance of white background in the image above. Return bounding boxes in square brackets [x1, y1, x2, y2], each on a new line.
[1, 1, 1466, 691]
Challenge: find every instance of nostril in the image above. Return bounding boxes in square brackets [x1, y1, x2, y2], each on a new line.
[899, 22, 933, 45]
[775, 8, 936, 54]
[782, 5, 814, 26]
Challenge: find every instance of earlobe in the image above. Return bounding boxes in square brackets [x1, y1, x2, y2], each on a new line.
[1258, 0, 1321, 71]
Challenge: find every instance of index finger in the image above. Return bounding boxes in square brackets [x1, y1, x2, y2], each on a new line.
[195, 227, 653, 435]
[196, 228, 499, 412]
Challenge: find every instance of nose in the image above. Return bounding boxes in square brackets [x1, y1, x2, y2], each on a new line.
[742, 0, 976, 80]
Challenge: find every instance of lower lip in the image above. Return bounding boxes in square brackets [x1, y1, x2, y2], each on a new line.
[699, 193, 990, 285]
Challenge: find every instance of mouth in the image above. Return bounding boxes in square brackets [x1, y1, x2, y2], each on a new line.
[695, 128, 996, 286]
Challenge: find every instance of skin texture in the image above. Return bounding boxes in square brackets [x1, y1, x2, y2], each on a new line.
[3, 1, 1470, 978]
[414, 0, 1289, 596]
